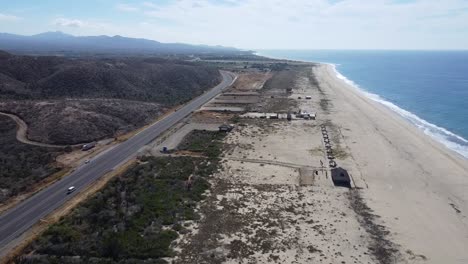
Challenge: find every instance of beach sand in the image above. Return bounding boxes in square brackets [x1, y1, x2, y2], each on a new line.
[170, 63, 468, 264]
[315, 64, 468, 263]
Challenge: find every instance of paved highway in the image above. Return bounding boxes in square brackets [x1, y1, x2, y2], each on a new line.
[0, 71, 235, 253]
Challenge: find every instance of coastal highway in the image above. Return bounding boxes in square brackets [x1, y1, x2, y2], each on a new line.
[0, 71, 235, 254]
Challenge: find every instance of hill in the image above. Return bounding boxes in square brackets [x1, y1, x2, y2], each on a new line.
[0, 31, 249, 56]
[0, 51, 221, 104]
[0, 51, 222, 144]
[0, 100, 164, 144]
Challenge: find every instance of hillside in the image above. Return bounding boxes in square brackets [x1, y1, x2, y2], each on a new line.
[0, 51, 222, 144]
[0, 115, 61, 203]
[0, 100, 164, 144]
[0, 52, 221, 104]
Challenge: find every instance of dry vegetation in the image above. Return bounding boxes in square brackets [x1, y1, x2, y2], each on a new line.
[0, 51, 225, 223]
[0, 100, 163, 145]
[0, 116, 61, 203]
[17, 131, 226, 264]
[0, 52, 221, 104]
[0, 51, 222, 145]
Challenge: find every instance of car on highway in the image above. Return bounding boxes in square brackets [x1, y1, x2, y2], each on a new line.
[67, 186, 76, 194]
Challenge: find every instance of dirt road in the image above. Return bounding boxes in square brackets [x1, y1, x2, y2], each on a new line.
[0, 112, 68, 148]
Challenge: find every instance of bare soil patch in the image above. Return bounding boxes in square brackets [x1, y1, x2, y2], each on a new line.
[230, 72, 272, 92]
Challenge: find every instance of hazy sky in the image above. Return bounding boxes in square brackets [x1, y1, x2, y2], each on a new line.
[1, 0, 468, 50]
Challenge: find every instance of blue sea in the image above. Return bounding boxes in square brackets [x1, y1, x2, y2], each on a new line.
[258, 50, 468, 158]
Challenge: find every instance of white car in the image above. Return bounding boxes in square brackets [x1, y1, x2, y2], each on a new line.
[67, 186, 76, 194]
[84, 159, 90, 164]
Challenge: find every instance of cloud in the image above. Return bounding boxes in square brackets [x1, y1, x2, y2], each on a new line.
[52, 17, 110, 32]
[53, 18, 85, 28]
[29, 0, 467, 49]
[137, 0, 468, 49]
[0, 13, 21, 21]
[116, 3, 139, 12]
[142, 2, 159, 9]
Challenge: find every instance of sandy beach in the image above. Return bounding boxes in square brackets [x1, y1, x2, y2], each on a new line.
[315, 63, 468, 263]
[162, 62, 468, 264]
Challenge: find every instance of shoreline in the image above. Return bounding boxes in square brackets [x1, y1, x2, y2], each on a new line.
[257, 52, 468, 159]
[325, 62, 468, 160]
[319, 62, 468, 167]
[314, 63, 468, 262]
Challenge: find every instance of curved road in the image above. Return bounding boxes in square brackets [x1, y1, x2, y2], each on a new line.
[0, 71, 236, 254]
[0, 112, 65, 148]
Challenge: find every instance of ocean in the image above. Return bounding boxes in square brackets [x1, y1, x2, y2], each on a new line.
[258, 50, 468, 158]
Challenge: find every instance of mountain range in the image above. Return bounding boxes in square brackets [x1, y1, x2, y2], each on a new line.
[0, 31, 247, 55]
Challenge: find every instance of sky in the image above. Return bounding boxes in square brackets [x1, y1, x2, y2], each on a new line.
[1, 0, 468, 50]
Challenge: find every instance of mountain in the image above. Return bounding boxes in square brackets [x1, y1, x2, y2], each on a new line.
[0, 31, 248, 55]
[31, 31, 75, 39]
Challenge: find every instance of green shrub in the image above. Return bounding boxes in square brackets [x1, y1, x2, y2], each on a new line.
[26, 155, 221, 262]
[177, 130, 225, 158]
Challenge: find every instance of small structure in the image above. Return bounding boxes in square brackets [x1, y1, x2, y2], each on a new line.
[81, 142, 96, 151]
[296, 110, 307, 118]
[270, 113, 279, 119]
[331, 167, 351, 188]
[297, 110, 316, 120]
[161, 147, 169, 153]
[219, 124, 234, 132]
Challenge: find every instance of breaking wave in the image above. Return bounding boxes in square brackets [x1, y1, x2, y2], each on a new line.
[330, 64, 468, 159]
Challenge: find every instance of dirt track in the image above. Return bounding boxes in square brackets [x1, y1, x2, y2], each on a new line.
[0, 112, 64, 148]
